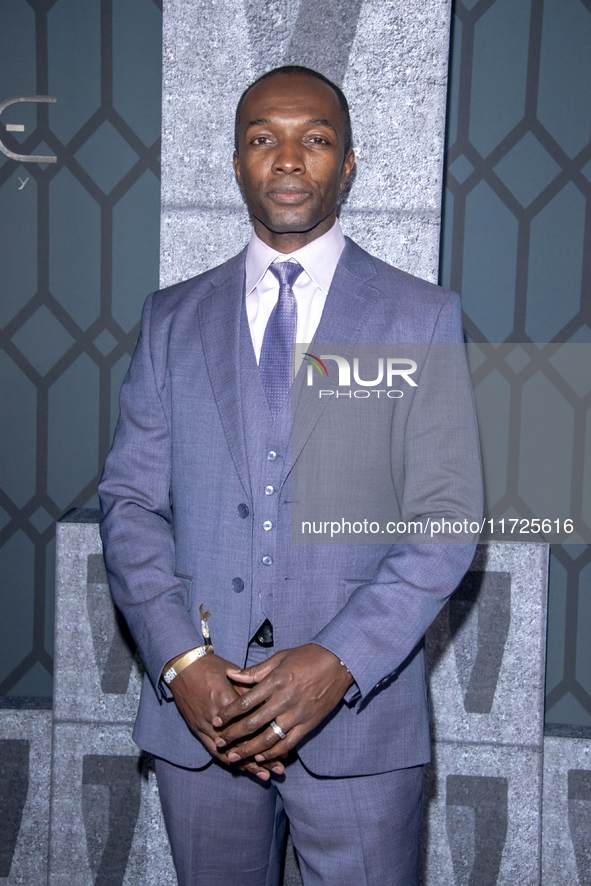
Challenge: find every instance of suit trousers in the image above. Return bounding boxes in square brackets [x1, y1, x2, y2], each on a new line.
[155, 645, 423, 886]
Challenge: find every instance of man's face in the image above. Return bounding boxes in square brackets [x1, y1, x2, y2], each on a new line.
[233, 73, 355, 251]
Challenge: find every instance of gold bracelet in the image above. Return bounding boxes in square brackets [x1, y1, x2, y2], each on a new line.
[162, 645, 213, 685]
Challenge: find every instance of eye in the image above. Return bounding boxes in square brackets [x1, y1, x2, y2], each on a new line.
[251, 136, 272, 145]
[308, 136, 329, 145]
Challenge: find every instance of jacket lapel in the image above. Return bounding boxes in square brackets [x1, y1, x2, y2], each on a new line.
[286, 238, 381, 482]
[199, 250, 253, 501]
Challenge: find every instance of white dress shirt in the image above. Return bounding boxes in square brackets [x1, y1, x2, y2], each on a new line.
[244, 219, 346, 364]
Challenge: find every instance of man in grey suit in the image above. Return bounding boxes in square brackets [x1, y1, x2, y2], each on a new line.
[99, 65, 482, 885]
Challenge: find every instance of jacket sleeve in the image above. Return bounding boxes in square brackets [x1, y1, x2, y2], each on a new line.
[311, 291, 483, 700]
[98, 293, 204, 698]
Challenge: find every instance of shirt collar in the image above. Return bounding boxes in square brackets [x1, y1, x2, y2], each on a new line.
[245, 219, 346, 296]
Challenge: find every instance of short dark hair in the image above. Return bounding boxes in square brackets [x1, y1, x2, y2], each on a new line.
[234, 65, 353, 157]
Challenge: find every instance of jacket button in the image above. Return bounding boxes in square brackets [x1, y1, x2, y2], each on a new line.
[262, 556, 273, 566]
[237, 503, 249, 518]
[231, 577, 244, 593]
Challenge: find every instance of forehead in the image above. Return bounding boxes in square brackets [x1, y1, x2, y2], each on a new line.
[239, 74, 344, 131]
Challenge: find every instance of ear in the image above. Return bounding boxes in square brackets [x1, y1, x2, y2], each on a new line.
[340, 148, 355, 190]
[233, 150, 241, 185]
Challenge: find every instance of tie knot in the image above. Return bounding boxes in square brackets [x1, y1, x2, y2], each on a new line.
[269, 260, 303, 290]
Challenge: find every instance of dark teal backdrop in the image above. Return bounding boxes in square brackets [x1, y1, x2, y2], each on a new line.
[0, 0, 589, 734]
[442, 0, 591, 731]
[0, 0, 161, 701]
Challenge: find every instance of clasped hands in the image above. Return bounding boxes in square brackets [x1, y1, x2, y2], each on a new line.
[169, 643, 354, 781]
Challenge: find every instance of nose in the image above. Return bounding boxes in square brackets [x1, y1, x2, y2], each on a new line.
[272, 139, 305, 174]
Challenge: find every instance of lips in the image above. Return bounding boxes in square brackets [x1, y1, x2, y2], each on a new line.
[268, 187, 310, 204]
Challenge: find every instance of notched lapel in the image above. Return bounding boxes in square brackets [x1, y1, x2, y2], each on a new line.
[199, 255, 252, 501]
[286, 241, 381, 483]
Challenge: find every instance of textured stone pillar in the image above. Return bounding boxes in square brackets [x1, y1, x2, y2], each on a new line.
[160, 0, 452, 287]
[542, 737, 591, 885]
[49, 514, 176, 886]
[0, 709, 52, 885]
[159, 6, 452, 882]
[422, 543, 549, 885]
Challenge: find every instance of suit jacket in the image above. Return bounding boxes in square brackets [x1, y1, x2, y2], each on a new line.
[98, 237, 483, 775]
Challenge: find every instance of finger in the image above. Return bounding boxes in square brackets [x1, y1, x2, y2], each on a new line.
[226, 671, 258, 684]
[244, 758, 285, 776]
[224, 722, 297, 763]
[195, 729, 236, 763]
[214, 699, 284, 745]
[198, 730, 279, 778]
[253, 747, 293, 764]
[226, 656, 280, 685]
[210, 683, 259, 727]
[215, 706, 276, 746]
[237, 759, 271, 781]
[209, 681, 248, 726]
[212, 682, 274, 729]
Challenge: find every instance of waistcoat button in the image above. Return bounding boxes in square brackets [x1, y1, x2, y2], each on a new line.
[267, 450, 277, 461]
[264, 485, 275, 495]
[262, 556, 273, 566]
[263, 520, 273, 531]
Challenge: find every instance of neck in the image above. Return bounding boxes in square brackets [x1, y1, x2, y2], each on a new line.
[252, 213, 336, 253]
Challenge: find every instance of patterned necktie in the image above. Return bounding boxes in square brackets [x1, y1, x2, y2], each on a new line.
[259, 260, 303, 418]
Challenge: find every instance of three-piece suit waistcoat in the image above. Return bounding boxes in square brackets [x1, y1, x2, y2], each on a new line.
[238, 297, 294, 642]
